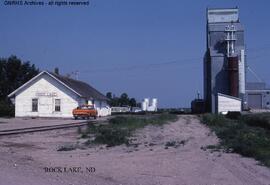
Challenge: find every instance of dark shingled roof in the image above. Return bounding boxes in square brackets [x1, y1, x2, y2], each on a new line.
[48, 72, 108, 101]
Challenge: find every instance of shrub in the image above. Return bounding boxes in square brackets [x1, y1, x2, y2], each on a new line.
[226, 111, 241, 120]
[57, 144, 77, 151]
[165, 141, 177, 147]
[201, 113, 229, 127]
[94, 127, 130, 147]
[165, 139, 188, 148]
[0, 100, 14, 117]
[241, 113, 270, 130]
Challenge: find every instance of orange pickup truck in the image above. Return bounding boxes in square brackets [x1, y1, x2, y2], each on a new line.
[72, 105, 97, 120]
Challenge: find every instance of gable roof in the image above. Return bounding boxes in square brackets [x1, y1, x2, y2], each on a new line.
[48, 72, 108, 100]
[8, 71, 109, 101]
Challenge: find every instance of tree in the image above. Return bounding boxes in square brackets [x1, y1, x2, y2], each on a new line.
[119, 93, 129, 106]
[110, 97, 119, 106]
[129, 98, 137, 107]
[0, 55, 39, 100]
[120, 93, 128, 99]
[106, 92, 112, 99]
[106, 92, 137, 107]
[0, 55, 39, 116]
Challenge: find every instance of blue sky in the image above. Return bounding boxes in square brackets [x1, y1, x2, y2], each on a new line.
[1, 0, 270, 107]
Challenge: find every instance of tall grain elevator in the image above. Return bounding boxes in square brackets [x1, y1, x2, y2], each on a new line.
[204, 8, 246, 113]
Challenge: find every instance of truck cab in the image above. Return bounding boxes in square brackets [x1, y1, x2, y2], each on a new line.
[72, 105, 97, 120]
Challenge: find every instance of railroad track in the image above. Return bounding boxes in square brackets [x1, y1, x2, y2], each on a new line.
[0, 121, 94, 136]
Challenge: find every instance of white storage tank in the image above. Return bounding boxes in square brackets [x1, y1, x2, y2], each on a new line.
[152, 98, 158, 111]
[144, 98, 149, 107]
[141, 101, 147, 111]
[141, 98, 158, 112]
[145, 98, 150, 111]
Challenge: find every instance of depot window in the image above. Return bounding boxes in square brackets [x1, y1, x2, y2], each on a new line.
[32, 98, 38, 112]
[55, 99, 61, 112]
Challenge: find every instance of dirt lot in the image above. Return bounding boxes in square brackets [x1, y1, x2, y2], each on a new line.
[0, 115, 269, 185]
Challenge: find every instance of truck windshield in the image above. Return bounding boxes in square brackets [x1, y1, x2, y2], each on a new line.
[80, 106, 94, 110]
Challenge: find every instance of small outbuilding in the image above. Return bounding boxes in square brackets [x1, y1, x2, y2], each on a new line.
[216, 93, 242, 114]
[246, 82, 270, 110]
[8, 71, 111, 118]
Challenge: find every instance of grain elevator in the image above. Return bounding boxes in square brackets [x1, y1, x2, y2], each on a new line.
[204, 8, 246, 113]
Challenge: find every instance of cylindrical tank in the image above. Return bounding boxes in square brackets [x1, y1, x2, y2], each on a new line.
[141, 101, 147, 111]
[239, 49, 245, 95]
[152, 98, 158, 111]
[228, 56, 239, 97]
[144, 98, 149, 109]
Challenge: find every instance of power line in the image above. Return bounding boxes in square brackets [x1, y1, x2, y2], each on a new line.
[68, 44, 270, 75]
[246, 42, 270, 52]
[79, 57, 202, 74]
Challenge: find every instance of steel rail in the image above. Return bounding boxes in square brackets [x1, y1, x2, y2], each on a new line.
[0, 121, 93, 136]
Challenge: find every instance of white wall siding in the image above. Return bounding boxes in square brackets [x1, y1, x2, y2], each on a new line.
[94, 100, 111, 117]
[217, 93, 241, 114]
[15, 73, 79, 118]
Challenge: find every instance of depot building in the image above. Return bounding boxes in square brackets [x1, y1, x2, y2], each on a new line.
[8, 71, 111, 118]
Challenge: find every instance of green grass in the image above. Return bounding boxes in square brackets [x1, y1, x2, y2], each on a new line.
[79, 113, 178, 147]
[201, 113, 270, 167]
[241, 113, 270, 130]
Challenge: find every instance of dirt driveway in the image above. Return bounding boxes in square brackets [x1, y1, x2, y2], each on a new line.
[0, 115, 269, 185]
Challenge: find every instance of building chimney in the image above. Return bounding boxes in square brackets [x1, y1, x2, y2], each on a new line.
[54, 67, 59, 75]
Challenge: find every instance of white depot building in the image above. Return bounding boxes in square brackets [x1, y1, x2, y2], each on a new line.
[8, 71, 111, 118]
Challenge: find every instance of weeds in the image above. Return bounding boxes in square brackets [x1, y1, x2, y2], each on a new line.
[241, 113, 270, 130]
[165, 139, 188, 149]
[165, 141, 177, 147]
[80, 113, 178, 147]
[201, 113, 270, 167]
[57, 144, 77, 151]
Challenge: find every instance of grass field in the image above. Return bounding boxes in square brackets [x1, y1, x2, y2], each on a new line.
[201, 113, 270, 167]
[78, 113, 178, 147]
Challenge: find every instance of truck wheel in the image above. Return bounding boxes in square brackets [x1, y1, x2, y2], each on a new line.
[74, 116, 78, 120]
[94, 116, 97, 119]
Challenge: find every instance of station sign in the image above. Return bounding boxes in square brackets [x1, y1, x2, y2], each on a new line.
[36, 92, 57, 97]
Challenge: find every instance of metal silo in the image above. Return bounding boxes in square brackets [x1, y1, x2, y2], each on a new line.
[152, 98, 158, 111]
